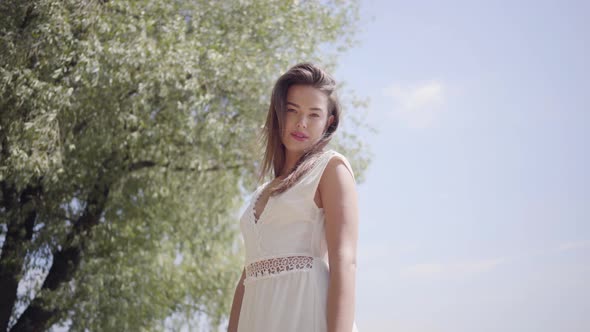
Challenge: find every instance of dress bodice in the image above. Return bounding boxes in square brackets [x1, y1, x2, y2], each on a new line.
[239, 149, 355, 265]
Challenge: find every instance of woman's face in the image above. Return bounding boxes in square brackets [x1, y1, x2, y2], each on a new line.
[281, 84, 334, 154]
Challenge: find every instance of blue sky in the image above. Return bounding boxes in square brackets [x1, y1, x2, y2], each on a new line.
[332, 0, 589, 331]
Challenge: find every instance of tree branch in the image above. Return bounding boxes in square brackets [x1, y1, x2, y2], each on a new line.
[129, 160, 243, 173]
[19, 5, 38, 32]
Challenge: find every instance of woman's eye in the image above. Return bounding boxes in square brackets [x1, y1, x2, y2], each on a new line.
[311, 113, 320, 118]
[287, 109, 296, 112]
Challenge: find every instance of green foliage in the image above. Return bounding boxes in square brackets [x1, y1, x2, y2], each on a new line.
[0, 0, 371, 331]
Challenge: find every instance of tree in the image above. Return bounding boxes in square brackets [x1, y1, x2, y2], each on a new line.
[0, 0, 372, 331]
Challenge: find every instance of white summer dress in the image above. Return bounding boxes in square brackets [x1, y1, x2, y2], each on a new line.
[237, 149, 360, 332]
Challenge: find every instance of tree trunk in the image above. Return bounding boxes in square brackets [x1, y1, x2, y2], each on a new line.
[0, 183, 41, 332]
[8, 180, 111, 332]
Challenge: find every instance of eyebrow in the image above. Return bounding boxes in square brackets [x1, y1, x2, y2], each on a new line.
[286, 101, 324, 112]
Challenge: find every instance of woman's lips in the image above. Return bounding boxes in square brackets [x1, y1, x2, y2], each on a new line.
[291, 132, 308, 141]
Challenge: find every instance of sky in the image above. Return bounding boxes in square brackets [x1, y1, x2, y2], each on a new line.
[331, 0, 589, 331]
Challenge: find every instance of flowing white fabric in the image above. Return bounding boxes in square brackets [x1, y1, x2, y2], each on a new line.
[237, 149, 360, 332]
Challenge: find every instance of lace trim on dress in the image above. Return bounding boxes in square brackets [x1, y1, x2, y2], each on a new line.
[252, 187, 265, 224]
[245, 255, 314, 280]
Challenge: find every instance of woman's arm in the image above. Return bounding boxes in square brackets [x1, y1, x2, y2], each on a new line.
[227, 267, 246, 332]
[320, 156, 359, 332]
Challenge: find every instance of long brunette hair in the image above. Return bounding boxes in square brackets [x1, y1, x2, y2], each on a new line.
[259, 62, 342, 195]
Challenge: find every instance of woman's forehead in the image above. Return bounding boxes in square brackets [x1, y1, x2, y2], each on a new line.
[286, 85, 327, 111]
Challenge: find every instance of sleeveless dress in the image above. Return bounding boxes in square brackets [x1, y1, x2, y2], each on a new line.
[237, 149, 360, 332]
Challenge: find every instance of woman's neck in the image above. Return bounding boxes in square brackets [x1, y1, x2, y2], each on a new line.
[279, 150, 304, 177]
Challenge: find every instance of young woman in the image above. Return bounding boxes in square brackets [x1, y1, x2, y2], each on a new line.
[227, 63, 360, 332]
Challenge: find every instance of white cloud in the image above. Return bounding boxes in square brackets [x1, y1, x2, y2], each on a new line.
[399, 257, 506, 280]
[556, 240, 590, 252]
[381, 80, 445, 128]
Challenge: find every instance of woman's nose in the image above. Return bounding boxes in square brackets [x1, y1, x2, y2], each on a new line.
[296, 115, 307, 128]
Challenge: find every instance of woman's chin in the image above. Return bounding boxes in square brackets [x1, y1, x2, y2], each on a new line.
[283, 143, 308, 154]
[282, 136, 320, 154]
